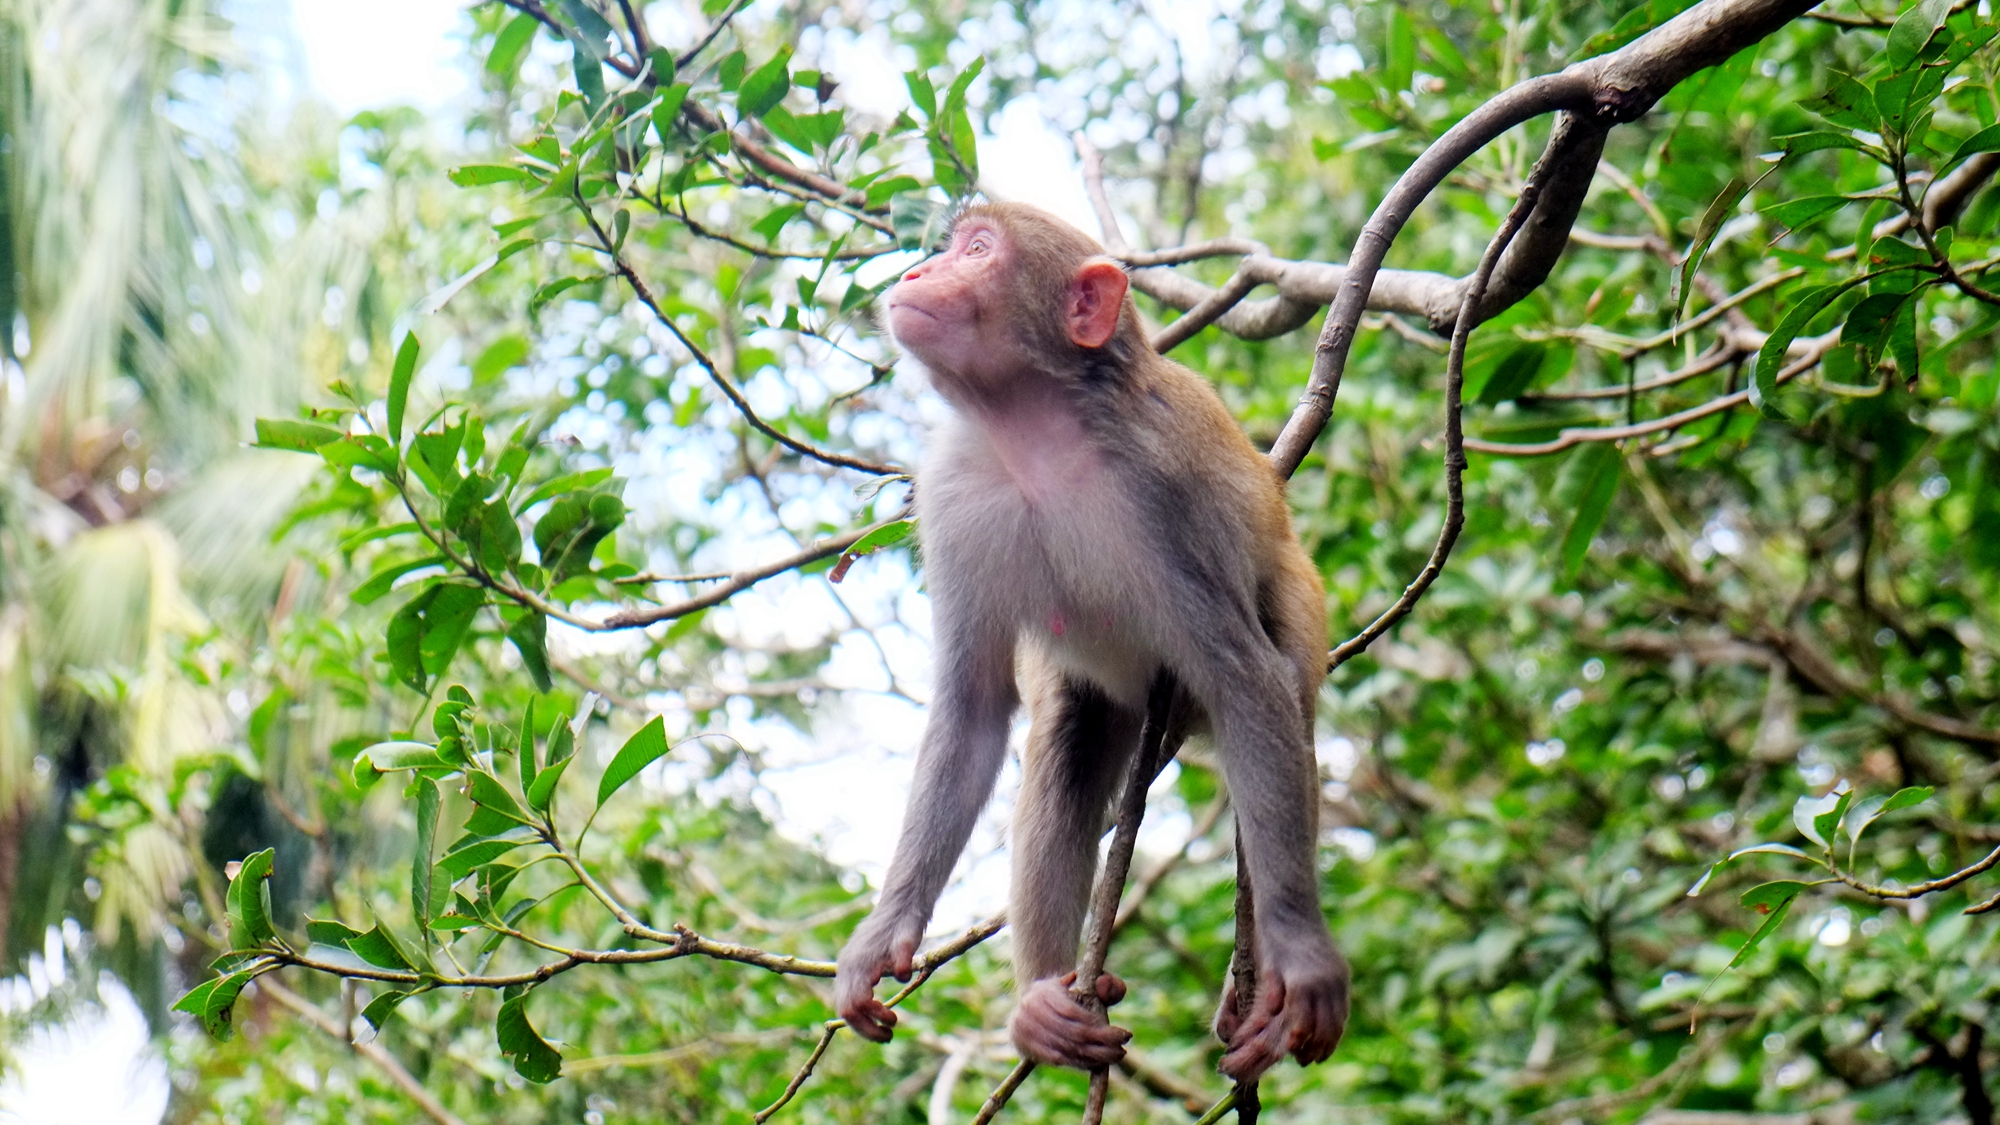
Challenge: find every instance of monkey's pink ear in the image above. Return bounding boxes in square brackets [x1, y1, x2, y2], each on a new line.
[1066, 260, 1129, 348]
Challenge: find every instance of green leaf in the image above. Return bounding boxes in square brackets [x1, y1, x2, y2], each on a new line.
[507, 611, 553, 694]
[449, 164, 539, 187]
[1947, 123, 2000, 170]
[830, 519, 916, 582]
[358, 741, 449, 775]
[438, 828, 536, 879]
[352, 556, 444, 606]
[545, 713, 575, 767]
[739, 47, 793, 118]
[1555, 444, 1621, 580]
[1740, 880, 1810, 913]
[1384, 6, 1415, 92]
[317, 435, 396, 474]
[515, 699, 539, 795]
[1725, 890, 1797, 970]
[652, 83, 691, 146]
[1774, 130, 1886, 161]
[1794, 788, 1845, 848]
[361, 988, 415, 1030]
[1883, 785, 1936, 813]
[487, 12, 538, 77]
[568, 37, 605, 109]
[646, 46, 676, 87]
[752, 203, 805, 243]
[1676, 177, 1747, 321]
[1813, 789, 1853, 854]
[1888, 0, 1953, 70]
[411, 778, 442, 935]
[596, 716, 669, 808]
[496, 991, 563, 1083]
[472, 334, 531, 386]
[1809, 73, 1878, 131]
[1754, 280, 1863, 419]
[480, 500, 524, 574]
[1761, 194, 1850, 232]
[173, 968, 259, 1041]
[554, 0, 612, 48]
[347, 924, 416, 971]
[226, 848, 277, 950]
[530, 276, 594, 316]
[891, 194, 949, 251]
[515, 467, 615, 513]
[717, 48, 746, 91]
[526, 752, 572, 813]
[1843, 291, 1917, 367]
[1474, 343, 1551, 405]
[254, 418, 344, 453]
[904, 69, 936, 119]
[466, 769, 531, 826]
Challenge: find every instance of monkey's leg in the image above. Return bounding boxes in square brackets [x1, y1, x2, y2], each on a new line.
[1007, 672, 1142, 1070]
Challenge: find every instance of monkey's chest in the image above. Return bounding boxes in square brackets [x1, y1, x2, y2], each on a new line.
[923, 439, 1164, 703]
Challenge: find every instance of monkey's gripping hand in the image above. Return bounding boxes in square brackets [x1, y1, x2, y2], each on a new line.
[1212, 948, 1351, 1082]
[1009, 972, 1131, 1071]
[834, 912, 926, 1043]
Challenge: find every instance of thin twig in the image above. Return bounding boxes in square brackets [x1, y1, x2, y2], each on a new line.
[970, 1060, 1038, 1125]
[1463, 337, 1836, 456]
[1077, 675, 1180, 1124]
[1152, 267, 1260, 353]
[1327, 166, 1547, 670]
[578, 203, 900, 477]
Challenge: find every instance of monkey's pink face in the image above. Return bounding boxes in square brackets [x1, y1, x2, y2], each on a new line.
[884, 221, 1016, 383]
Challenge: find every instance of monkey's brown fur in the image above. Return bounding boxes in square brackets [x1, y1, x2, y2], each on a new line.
[834, 202, 1347, 1080]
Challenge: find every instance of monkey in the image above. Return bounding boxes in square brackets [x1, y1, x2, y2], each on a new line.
[832, 202, 1348, 1082]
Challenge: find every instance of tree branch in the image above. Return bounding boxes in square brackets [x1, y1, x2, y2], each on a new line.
[260, 976, 471, 1125]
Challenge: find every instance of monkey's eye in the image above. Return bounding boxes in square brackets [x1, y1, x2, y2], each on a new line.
[965, 234, 991, 255]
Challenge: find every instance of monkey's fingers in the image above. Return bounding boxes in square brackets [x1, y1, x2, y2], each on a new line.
[845, 999, 898, 1044]
[1095, 972, 1127, 1007]
[1217, 982, 1289, 1082]
[1285, 985, 1347, 1067]
[1015, 1011, 1131, 1070]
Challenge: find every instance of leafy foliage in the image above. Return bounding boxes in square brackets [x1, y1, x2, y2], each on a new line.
[13, 1, 2000, 1125]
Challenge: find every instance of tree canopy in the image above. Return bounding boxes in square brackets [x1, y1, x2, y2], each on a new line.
[9, 0, 2000, 1123]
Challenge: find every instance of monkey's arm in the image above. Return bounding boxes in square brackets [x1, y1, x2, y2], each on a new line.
[834, 601, 1018, 1042]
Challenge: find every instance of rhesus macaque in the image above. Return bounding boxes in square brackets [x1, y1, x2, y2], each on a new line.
[833, 202, 1347, 1081]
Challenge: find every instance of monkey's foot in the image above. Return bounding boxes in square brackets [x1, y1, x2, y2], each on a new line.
[1216, 957, 1350, 1081]
[1009, 972, 1131, 1071]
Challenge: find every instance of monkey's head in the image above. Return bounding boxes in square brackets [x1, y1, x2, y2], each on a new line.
[884, 202, 1143, 399]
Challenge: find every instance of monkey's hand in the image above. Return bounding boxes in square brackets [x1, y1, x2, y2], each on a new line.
[1216, 949, 1350, 1082]
[1009, 971, 1131, 1071]
[834, 913, 924, 1044]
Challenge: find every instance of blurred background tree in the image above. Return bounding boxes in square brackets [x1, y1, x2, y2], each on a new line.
[7, 1, 2000, 1124]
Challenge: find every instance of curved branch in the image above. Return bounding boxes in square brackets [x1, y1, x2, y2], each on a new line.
[1328, 165, 1546, 670]
[1269, 70, 1596, 476]
[1266, 0, 1824, 476]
